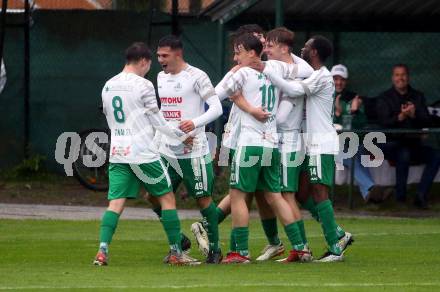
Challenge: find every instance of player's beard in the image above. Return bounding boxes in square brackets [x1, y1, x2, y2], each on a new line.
[302, 53, 311, 64]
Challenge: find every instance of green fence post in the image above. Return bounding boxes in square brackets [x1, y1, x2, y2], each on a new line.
[275, 0, 284, 27]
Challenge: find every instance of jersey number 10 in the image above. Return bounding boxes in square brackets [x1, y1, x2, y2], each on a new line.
[259, 84, 276, 112]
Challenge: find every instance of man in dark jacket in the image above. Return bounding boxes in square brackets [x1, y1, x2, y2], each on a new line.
[377, 64, 440, 208]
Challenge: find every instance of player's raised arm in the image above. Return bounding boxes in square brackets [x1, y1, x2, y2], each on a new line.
[263, 66, 312, 98]
[264, 58, 313, 80]
[215, 68, 237, 101]
[214, 68, 247, 100]
[215, 66, 269, 122]
[293, 56, 314, 79]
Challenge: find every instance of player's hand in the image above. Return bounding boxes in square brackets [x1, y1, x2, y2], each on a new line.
[248, 60, 265, 72]
[351, 95, 362, 113]
[179, 120, 195, 133]
[250, 106, 270, 122]
[183, 136, 194, 146]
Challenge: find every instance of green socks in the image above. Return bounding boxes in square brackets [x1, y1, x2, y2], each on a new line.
[216, 207, 227, 224]
[201, 202, 220, 252]
[229, 228, 237, 252]
[152, 206, 162, 219]
[302, 197, 345, 239]
[233, 227, 249, 256]
[161, 209, 182, 252]
[99, 210, 120, 245]
[302, 197, 320, 222]
[316, 200, 341, 254]
[284, 222, 305, 251]
[261, 218, 281, 245]
[336, 225, 346, 239]
[297, 219, 308, 245]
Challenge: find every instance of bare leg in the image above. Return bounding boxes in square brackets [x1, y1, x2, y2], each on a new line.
[108, 198, 126, 214]
[263, 192, 294, 226]
[282, 192, 302, 221]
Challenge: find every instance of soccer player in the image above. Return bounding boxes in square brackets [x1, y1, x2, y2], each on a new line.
[255, 27, 314, 262]
[216, 33, 312, 264]
[94, 42, 200, 266]
[193, 26, 313, 262]
[190, 24, 270, 256]
[151, 35, 224, 264]
[256, 35, 353, 262]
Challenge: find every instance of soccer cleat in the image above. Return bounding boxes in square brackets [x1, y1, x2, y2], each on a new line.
[93, 250, 108, 266]
[316, 250, 344, 263]
[338, 232, 354, 253]
[191, 222, 209, 257]
[276, 247, 313, 263]
[206, 249, 223, 264]
[181, 233, 192, 254]
[165, 250, 201, 266]
[221, 252, 251, 264]
[256, 242, 285, 261]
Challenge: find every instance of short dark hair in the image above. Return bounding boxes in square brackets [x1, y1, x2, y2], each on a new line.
[266, 27, 294, 52]
[236, 24, 264, 36]
[125, 42, 152, 64]
[310, 35, 332, 63]
[234, 33, 263, 56]
[157, 35, 183, 50]
[392, 63, 409, 75]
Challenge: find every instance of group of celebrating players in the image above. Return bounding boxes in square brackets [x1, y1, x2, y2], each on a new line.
[93, 24, 354, 266]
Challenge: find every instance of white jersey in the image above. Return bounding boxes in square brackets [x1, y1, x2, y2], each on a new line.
[303, 67, 338, 155]
[102, 72, 161, 164]
[216, 71, 241, 150]
[277, 54, 313, 153]
[155, 64, 216, 159]
[264, 65, 339, 155]
[216, 61, 297, 148]
[222, 103, 241, 150]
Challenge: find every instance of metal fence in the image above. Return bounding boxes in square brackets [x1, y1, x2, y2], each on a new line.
[1, 5, 440, 171]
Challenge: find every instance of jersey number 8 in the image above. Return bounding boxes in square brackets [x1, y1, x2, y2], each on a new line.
[112, 96, 125, 123]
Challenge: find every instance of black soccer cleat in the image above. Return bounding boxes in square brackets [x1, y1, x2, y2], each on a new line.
[206, 249, 223, 264]
[181, 233, 192, 253]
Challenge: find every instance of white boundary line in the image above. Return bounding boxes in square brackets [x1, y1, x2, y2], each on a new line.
[1, 282, 440, 290]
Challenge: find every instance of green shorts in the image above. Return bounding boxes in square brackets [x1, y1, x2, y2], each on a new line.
[305, 154, 335, 188]
[229, 149, 235, 165]
[108, 161, 172, 200]
[161, 154, 214, 199]
[230, 146, 281, 193]
[280, 151, 306, 193]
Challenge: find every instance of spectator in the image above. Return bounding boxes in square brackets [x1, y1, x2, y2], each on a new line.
[332, 64, 386, 203]
[376, 64, 440, 208]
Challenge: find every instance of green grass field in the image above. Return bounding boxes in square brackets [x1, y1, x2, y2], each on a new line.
[1, 217, 439, 291]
